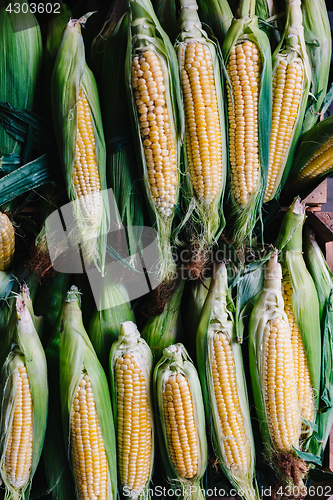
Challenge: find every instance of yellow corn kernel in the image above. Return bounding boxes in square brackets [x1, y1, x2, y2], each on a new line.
[0, 212, 15, 271]
[263, 317, 301, 452]
[226, 41, 261, 205]
[4, 363, 33, 489]
[264, 58, 304, 201]
[179, 41, 223, 204]
[72, 89, 102, 225]
[131, 50, 177, 217]
[162, 372, 198, 479]
[283, 280, 315, 428]
[291, 136, 333, 189]
[70, 374, 109, 500]
[115, 352, 152, 492]
[211, 332, 251, 475]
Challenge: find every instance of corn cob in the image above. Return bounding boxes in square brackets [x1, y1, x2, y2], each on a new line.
[175, 0, 227, 251]
[126, 0, 183, 280]
[197, 264, 259, 500]
[0, 290, 48, 500]
[110, 321, 154, 499]
[0, 212, 15, 271]
[303, 227, 333, 461]
[153, 343, 207, 500]
[59, 286, 117, 500]
[51, 16, 109, 272]
[0, 0, 42, 157]
[283, 115, 333, 198]
[264, 0, 311, 202]
[222, 0, 272, 246]
[275, 198, 321, 441]
[249, 251, 306, 486]
[301, 0, 332, 132]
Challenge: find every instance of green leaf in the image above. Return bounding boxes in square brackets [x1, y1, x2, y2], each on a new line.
[0, 151, 62, 206]
[292, 447, 322, 466]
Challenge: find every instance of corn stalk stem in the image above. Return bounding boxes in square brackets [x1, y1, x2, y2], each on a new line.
[239, 0, 256, 18]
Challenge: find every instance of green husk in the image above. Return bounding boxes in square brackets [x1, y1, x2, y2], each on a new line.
[59, 286, 117, 500]
[152, 0, 178, 43]
[42, 3, 72, 115]
[175, 0, 227, 255]
[51, 15, 110, 273]
[196, 0, 233, 46]
[43, 303, 75, 500]
[182, 277, 210, 361]
[109, 321, 154, 500]
[0, 291, 48, 500]
[0, 0, 42, 157]
[153, 343, 207, 500]
[222, 0, 272, 248]
[303, 226, 333, 321]
[34, 272, 71, 346]
[308, 290, 333, 461]
[196, 263, 259, 500]
[283, 115, 333, 198]
[102, 12, 146, 261]
[301, 0, 332, 132]
[303, 228, 333, 460]
[90, 0, 128, 82]
[141, 278, 184, 361]
[265, 0, 311, 201]
[88, 282, 134, 371]
[125, 0, 183, 280]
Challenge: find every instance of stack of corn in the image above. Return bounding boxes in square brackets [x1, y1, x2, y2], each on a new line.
[0, 0, 333, 498]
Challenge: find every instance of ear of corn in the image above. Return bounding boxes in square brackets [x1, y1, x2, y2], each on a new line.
[197, 263, 259, 500]
[175, 0, 227, 251]
[301, 0, 332, 132]
[51, 16, 109, 272]
[283, 115, 333, 197]
[59, 286, 117, 500]
[0, 212, 15, 272]
[249, 251, 303, 463]
[0, 291, 48, 500]
[264, 0, 311, 202]
[142, 279, 185, 362]
[110, 321, 154, 499]
[153, 343, 207, 500]
[125, 0, 183, 280]
[275, 199, 321, 436]
[303, 228, 333, 460]
[0, 0, 42, 157]
[88, 282, 134, 371]
[102, 12, 146, 262]
[222, 0, 272, 247]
